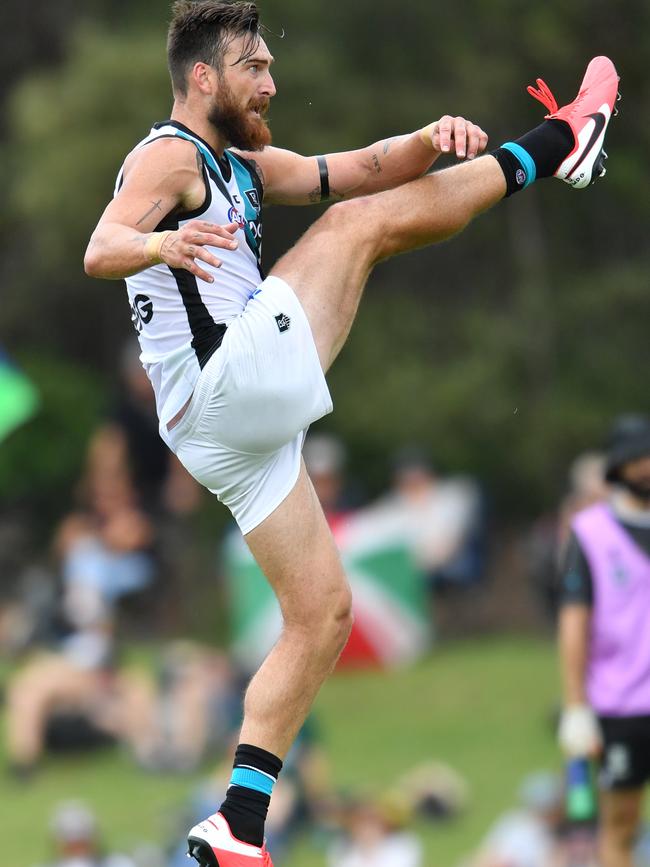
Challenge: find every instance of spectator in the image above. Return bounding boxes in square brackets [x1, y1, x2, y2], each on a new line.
[527, 451, 609, 624]
[385, 446, 484, 591]
[4, 618, 154, 776]
[129, 641, 240, 773]
[53, 339, 202, 638]
[360, 445, 485, 636]
[36, 800, 135, 867]
[467, 772, 564, 867]
[303, 433, 363, 530]
[327, 792, 423, 867]
[557, 415, 650, 867]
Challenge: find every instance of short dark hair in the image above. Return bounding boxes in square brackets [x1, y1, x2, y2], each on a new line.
[168, 1, 261, 97]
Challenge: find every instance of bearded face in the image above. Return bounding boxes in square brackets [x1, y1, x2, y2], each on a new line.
[620, 456, 650, 504]
[207, 74, 272, 151]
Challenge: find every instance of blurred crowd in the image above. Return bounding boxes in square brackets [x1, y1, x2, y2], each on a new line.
[3, 340, 650, 865]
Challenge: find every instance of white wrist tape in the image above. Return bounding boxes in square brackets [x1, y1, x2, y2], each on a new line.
[558, 705, 602, 757]
[144, 230, 173, 265]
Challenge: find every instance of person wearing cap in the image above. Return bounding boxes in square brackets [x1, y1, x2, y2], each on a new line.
[39, 800, 135, 867]
[557, 415, 650, 867]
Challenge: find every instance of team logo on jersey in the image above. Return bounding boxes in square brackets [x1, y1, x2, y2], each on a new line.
[131, 294, 154, 332]
[275, 313, 291, 333]
[227, 206, 246, 228]
[609, 548, 630, 586]
[245, 188, 261, 212]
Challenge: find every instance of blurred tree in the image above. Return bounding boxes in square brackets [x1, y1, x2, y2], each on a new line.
[1, 0, 649, 516]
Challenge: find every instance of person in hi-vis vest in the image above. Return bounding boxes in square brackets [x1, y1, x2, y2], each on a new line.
[558, 415, 650, 867]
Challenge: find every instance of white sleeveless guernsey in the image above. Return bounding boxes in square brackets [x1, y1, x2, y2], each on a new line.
[115, 120, 265, 426]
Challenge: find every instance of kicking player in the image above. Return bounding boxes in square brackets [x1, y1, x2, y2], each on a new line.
[84, 2, 619, 864]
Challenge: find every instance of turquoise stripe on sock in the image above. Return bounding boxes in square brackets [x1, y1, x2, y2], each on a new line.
[231, 767, 276, 797]
[501, 142, 537, 188]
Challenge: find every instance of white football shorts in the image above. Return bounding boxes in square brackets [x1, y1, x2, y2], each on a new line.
[163, 276, 333, 534]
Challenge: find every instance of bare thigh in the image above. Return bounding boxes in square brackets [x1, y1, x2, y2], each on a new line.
[271, 157, 505, 371]
[270, 198, 377, 372]
[244, 460, 351, 628]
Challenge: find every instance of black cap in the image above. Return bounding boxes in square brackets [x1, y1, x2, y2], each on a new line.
[605, 414, 650, 483]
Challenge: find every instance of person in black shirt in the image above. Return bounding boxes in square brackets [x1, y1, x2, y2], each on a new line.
[558, 415, 650, 867]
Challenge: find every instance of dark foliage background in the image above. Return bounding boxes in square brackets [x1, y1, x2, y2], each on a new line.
[1, 0, 649, 524]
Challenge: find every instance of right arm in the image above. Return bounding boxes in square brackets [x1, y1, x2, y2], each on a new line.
[558, 602, 591, 707]
[557, 533, 602, 757]
[84, 137, 239, 284]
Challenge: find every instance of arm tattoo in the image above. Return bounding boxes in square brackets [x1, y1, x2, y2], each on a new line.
[135, 200, 163, 226]
[307, 185, 343, 204]
[383, 137, 399, 155]
[195, 151, 203, 175]
[372, 153, 382, 174]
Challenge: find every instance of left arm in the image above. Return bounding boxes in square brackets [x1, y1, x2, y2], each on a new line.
[235, 115, 488, 206]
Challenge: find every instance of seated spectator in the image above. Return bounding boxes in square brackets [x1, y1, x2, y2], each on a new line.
[35, 800, 136, 867]
[357, 445, 485, 637]
[51, 338, 202, 639]
[327, 792, 423, 867]
[303, 433, 365, 531]
[5, 609, 154, 776]
[466, 772, 566, 867]
[129, 642, 240, 773]
[386, 446, 485, 591]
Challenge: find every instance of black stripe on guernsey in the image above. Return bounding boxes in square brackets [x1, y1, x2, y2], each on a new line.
[230, 151, 265, 207]
[168, 260, 227, 369]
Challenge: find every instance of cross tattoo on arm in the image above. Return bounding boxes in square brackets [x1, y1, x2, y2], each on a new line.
[135, 200, 163, 226]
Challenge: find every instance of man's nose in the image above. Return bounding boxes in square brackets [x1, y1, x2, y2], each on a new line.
[261, 72, 276, 98]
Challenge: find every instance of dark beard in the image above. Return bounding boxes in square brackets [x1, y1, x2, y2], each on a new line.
[207, 83, 271, 151]
[621, 478, 650, 505]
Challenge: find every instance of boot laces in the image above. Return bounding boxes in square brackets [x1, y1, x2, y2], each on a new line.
[526, 78, 559, 114]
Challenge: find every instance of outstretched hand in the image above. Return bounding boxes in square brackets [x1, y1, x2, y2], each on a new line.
[158, 220, 241, 283]
[420, 116, 489, 160]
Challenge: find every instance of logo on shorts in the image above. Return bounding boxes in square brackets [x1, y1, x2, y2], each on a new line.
[516, 168, 526, 186]
[601, 743, 631, 788]
[275, 313, 291, 333]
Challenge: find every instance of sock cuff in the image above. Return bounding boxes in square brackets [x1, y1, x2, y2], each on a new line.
[500, 142, 537, 188]
[235, 744, 283, 779]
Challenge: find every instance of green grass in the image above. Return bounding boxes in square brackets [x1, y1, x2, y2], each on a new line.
[1, 636, 562, 865]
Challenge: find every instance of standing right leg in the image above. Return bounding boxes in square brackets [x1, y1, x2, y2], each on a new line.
[599, 788, 643, 867]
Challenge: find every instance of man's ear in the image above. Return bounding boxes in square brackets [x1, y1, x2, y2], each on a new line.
[192, 61, 218, 96]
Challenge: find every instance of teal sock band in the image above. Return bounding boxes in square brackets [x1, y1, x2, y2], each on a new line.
[501, 142, 537, 188]
[230, 766, 276, 797]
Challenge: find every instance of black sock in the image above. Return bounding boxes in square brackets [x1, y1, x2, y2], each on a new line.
[492, 119, 574, 196]
[219, 744, 283, 847]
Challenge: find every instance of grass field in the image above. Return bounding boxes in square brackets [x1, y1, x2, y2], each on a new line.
[2, 635, 563, 866]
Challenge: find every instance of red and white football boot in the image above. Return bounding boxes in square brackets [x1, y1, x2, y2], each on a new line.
[187, 813, 273, 867]
[527, 56, 620, 188]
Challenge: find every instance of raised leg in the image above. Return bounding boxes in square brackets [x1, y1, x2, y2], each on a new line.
[271, 155, 506, 370]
